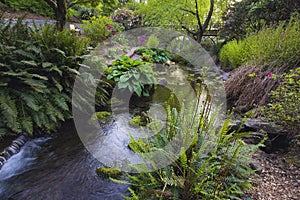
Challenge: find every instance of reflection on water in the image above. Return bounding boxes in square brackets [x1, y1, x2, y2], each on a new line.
[0, 121, 129, 200]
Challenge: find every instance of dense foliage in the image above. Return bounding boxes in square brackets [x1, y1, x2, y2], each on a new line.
[111, 7, 141, 30]
[260, 67, 300, 137]
[136, 0, 223, 42]
[220, 14, 300, 69]
[220, 0, 300, 40]
[134, 47, 170, 64]
[105, 55, 156, 97]
[82, 15, 123, 46]
[0, 18, 89, 137]
[2, 0, 53, 17]
[113, 97, 260, 199]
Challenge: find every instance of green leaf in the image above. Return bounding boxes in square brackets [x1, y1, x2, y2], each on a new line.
[66, 67, 80, 75]
[21, 60, 38, 66]
[42, 62, 53, 68]
[50, 66, 63, 76]
[118, 81, 129, 89]
[52, 78, 63, 92]
[134, 85, 142, 96]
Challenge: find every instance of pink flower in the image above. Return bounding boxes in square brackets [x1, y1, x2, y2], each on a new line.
[281, 33, 286, 37]
[266, 73, 273, 77]
[107, 26, 113, 31]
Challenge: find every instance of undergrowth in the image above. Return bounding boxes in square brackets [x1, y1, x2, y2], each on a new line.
[112, 92, 261, 199]
[0, 17, 89, 137]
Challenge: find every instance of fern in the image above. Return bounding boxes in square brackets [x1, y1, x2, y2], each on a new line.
[0, 90, 21, 133]
[113, 99, 260, 199]
[0, 16, 90, 136]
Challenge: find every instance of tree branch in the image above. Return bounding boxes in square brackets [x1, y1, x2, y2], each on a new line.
[43, 0, 57, 9]
[180, 8, 197, 16]
[194, 0, 203, 33]
[203, 0, 214, 30]
[181, 25, 196, 36]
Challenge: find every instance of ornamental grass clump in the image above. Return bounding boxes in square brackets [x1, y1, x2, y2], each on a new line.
[220, 14, 300, 70]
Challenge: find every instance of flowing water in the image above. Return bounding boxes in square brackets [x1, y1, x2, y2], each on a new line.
[0, 62, 223, 199]
[0, 120, 130, 200]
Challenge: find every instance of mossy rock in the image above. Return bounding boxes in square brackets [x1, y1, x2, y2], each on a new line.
[96, 167, 122, 178]
[91, 111, 111, 121]
[129, 114, 150, 127]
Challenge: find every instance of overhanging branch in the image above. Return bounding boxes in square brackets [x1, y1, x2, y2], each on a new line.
[43, 0, 57, 9]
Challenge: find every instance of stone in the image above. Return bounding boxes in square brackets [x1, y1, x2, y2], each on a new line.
[242, 131, 265, 145]
[250, 159, 263, 174]
[0, 156, 6, 163]
[228, 119, 243, 133]
[13, 139, 24, 146]
[244, 118, 283, 134]
[91, 111, 111, 121]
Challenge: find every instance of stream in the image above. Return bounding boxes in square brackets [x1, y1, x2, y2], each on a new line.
[0, 120, 130, 200]
[0, 59, 224, 199]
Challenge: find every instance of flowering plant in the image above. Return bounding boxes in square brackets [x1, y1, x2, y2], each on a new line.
[260, 67, 300, 137]
[82, 16, 123, 46]
[111, 8, 141, 30]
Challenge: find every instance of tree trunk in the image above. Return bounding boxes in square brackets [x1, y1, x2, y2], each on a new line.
[55, 0, 67, 31]
[44, 0, 67, 31]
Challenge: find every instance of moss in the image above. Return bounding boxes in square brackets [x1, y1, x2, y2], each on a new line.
[96, 167, 122, 178]
[130, 114, 149, 127]
[91, 111, 111, 121]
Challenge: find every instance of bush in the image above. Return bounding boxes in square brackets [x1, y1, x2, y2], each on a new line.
[219, 40, 250, 69]
[112, 96, 260, 199]
[111, 8, 141, 30]
[82, 16, 123, 47]
[260, 67, 300, 137]
[105, 55, 156, 97]
[220, 14, 300, 69]
[134, 47, 170, 64]
[0, 18, 89, 137]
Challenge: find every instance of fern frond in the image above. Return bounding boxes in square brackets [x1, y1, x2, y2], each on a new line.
[0, 90, 20, 133]
[21, 116, 33, 134]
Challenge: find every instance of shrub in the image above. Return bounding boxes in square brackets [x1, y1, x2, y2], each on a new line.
[260, 67, 300, 137]
[113, 95, 260, 199]
[219, 40, 250, 69]
[111, 8, 141, 30]
[82, 16, 124, 47]
[0, 18, 89, 137]
[220, 14, 300, 69]
[134, 47, 170, 64]
[105, 56, 156, 97]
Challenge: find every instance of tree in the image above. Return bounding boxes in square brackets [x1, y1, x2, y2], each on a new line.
[220, 0, 300, 41]
[43, 0, 121, 31]
[180, 0, 214, 42]
[137, 0, 229, 42]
